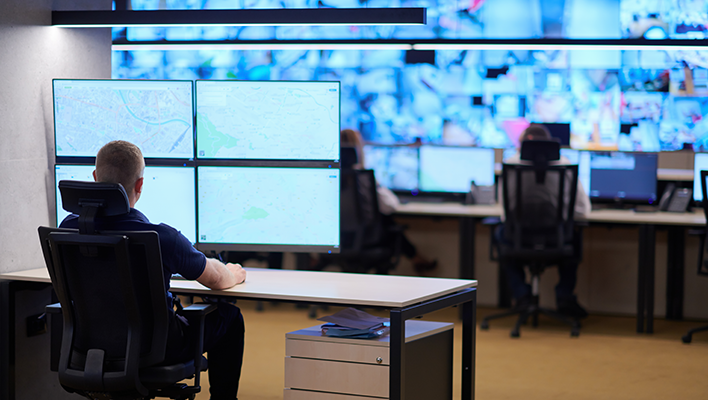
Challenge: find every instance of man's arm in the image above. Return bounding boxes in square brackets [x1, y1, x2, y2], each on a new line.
[196, 258, 247, 290]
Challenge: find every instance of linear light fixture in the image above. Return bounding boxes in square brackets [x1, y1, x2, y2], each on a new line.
[112, 43, 414, 51]
[412, 43, 708, 51]
[52, 8, 426, 28]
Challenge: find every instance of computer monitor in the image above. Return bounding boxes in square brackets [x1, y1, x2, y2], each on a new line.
[55, 164, 197, 243]
[195, 80, 340, 160]
[693, 153, 708, 201]
[419, 146, 495, 193]
[587, 152, 658, 203]
[52, 79, 194, 159]
[362, 145, 419, 191]
[197, 166, 340, 252]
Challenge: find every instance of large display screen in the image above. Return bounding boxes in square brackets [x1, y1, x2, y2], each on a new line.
[362, 145, 419, 191]
[196, 80, 340, 160]
[587, 152, 658, 203]
[55, 164, 197, 243]
[419, 146, 496, 193]
[197, 166, 339, 250]
[694, 152, 708, 201]
[53, 79, 194, 159]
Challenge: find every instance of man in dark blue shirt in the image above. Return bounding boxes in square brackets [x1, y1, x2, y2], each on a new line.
[60, 140, 246, 400]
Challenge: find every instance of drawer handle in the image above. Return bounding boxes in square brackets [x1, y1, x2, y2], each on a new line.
[376, 357, 383, 364]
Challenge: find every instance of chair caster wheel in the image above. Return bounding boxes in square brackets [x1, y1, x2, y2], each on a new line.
[510, 330, 520, 338]
[571, 329, 580, 337]
[682, 335, 692, 344]
[480, 321, 489, 330]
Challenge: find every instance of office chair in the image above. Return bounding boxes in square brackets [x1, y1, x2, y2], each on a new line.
[38, 180, 215, 400]
[316, 168, 405, 275]
[682, 170, 708, 343]
[480, 140, 582, 338]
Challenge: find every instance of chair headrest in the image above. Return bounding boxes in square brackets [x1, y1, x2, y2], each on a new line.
[341, 146, 359, 169]
[520, 139, 561, 165]
[59, 180, 131, 217]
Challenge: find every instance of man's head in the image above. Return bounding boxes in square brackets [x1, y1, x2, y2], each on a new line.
[93, 140, 145, 207]
[520, 124, 552, 143]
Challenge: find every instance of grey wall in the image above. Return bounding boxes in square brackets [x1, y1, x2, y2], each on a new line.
[0, 0, 112, 275]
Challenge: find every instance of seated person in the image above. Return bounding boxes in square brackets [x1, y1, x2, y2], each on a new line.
[501, 124, 591, 318]
[340, 129, 437, 273]
[60, 140, 247, 400]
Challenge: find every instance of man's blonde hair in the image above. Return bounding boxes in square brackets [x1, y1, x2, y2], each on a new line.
[95, 140, 145, 195]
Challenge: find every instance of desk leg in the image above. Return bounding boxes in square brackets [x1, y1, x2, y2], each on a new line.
[1, 281, 14, 400]
[666, 227, 685, 320]
[637, 225, 656, 334]
[389, 309, 405, 400]
[459, 217, 477, 280]
[462, 290, 477, 400]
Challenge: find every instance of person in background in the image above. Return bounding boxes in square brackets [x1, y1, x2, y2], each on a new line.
[340, 128, 437, 273]
[501, 124, 591, 318]
[60, 140, 246, 400]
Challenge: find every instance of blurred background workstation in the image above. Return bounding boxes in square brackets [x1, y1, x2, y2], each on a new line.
[4, 0, 708, 399]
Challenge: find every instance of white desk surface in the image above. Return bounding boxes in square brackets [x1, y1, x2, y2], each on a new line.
[0, 267, 476, 309]
[395, 202, 706, 226]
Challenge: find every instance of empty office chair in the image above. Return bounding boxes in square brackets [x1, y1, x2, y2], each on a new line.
[38, 181, 215, 400]
[316, 168, 405, 275]
[682, 170, 708, 343]
[480, 140, 582, 337]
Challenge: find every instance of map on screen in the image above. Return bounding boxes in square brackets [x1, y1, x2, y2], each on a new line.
[196, 80, 340, 160]
[55, 165, 197, 243]
[53, 80, 194, 158]
[197, 167, 339, 246]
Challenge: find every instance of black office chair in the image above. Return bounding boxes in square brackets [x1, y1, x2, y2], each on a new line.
[480, 140, 582, 338]
[38, 180, 215, 400]
[316, 168, 405, 275]
[682, 170, 708, 343]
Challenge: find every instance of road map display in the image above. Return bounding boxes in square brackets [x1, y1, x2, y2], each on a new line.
[196, 80, 340, 160]
[55, 165, 197, 243]
[197, 167, 339, 247]
[53, 80, 194, 158]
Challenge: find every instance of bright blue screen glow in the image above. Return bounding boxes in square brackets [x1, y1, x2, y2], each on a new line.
[419, 146, 495, 192]
[197, 167, 339, 247]
[362, 145, 419, 191]
[694, 153, 708, 201]
[55, 164, 197, 243]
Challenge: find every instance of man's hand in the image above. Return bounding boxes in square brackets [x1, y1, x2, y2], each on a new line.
[197, 258, 247, 290]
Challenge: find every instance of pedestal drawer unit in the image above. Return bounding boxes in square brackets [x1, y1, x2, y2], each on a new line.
[284, 319, 454, 400]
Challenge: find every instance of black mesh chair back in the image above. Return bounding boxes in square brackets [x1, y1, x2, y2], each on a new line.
[38, 181, 208, 399]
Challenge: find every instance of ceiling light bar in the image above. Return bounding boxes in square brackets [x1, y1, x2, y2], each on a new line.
[53, 8, 426, 27]
[412, 43, 708, 51]
[112, 43, 414, 51]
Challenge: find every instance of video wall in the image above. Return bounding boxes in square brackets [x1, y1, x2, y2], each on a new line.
[113, 47, 708, 152]
[53, 79, 341, 252]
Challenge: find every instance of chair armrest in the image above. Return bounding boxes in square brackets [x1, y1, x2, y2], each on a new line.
[45, 302, 62, 314]
[180, 303, 217, 317]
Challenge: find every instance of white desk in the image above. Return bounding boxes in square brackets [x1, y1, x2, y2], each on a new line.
[0, 268, 477, 400]
[395, 202, 706, 333]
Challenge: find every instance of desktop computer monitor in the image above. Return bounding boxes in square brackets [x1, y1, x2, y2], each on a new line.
[195, 80, 340, 160]
[587, 152, 658, 203]
[419, 146, 495, 193]
[197, 166, 340, 252]
[362, 145, 419, 191]
[693, 153, 708, 201]
[52, 79, 194, 159]
[55, 164, 198, 243]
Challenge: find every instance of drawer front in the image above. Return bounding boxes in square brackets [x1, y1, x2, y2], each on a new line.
[284, 357, 388, 398]
[286, 338, 389, 365]
[284, 388, 386, 400]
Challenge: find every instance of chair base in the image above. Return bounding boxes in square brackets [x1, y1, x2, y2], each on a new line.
[681, 324, 708, 344]
[480, 300, 581, 338]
